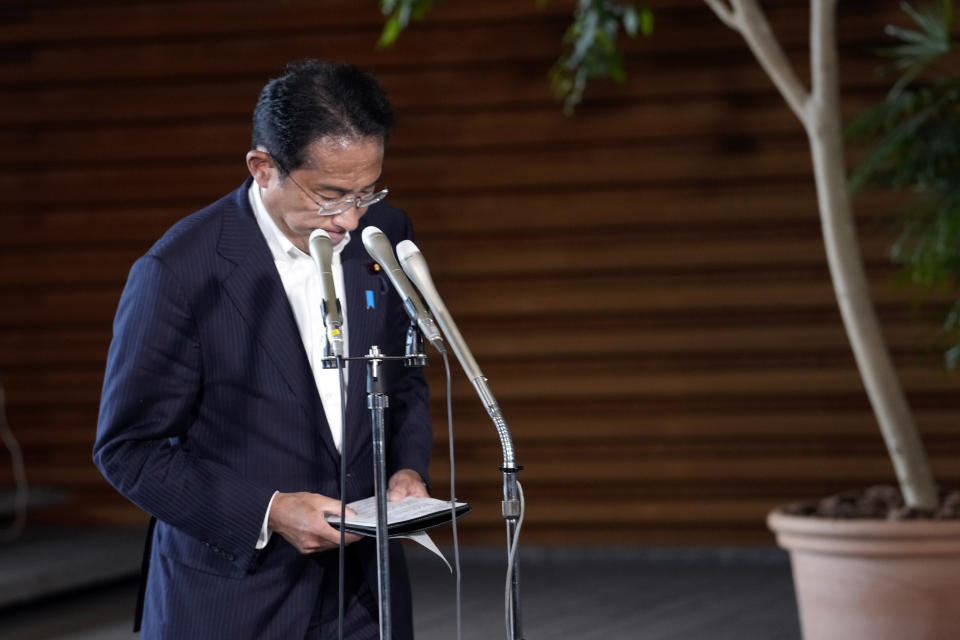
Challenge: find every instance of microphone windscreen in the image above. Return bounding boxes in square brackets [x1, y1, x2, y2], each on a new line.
[308, 229, 333, 267]
[397, 240, 482, 379]
[361, 226, 393, 266]
[309, 228, 332, 245]
[361, 225, 383, 248]
[395, 239, 420, 264]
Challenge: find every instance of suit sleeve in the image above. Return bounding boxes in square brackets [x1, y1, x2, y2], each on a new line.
[384, 214, 434, 487]
[93, 254, 274, 570]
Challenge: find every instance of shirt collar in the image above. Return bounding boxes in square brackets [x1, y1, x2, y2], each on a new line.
[248, 180, 351, 263]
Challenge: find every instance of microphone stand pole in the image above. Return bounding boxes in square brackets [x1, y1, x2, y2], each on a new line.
[396, 241, 525, 640]
[364, 345, 392, 640]
[472, 378, 524, 640]
[338, 340, 424, 640]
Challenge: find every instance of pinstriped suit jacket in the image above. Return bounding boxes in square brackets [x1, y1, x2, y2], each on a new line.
[94, 178, 432, 639]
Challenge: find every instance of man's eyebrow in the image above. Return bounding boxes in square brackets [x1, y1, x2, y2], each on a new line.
[312, 176, 381, 196]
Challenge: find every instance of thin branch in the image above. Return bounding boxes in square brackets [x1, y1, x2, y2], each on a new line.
[716, 0, 810, 123]
[704, 0, 738, 30]
[810, 0, 839, 112]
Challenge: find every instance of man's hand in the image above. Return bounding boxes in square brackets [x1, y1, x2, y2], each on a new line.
[387, 469, 429, 502]
[268, 492, 361, 554]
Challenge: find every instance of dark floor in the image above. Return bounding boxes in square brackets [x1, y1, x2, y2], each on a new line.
[0, 528, 801, 639]
[409, 546, 801, 640]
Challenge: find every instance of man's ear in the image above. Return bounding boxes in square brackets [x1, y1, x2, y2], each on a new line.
[246, 150, 274, 189]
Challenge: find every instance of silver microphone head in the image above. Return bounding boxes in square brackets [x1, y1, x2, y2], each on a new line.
[397, 240, 481, 379]
[360, 225, 383, 251]
[363, 227, 445, 350]
[307, 228, 344, 361]
[308, 227, 332, 252]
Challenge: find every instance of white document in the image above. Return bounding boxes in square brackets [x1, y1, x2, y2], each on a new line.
[326, 495, 467, 528]
[402, 531, 452, 572]
[325, 496, 467, 571]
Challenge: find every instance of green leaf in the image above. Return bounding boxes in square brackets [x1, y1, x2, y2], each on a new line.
[397, 1, 412, 26]
[639, 8, 654, 36]
[608, 54, 626, 84]
[549, 1, 654, 112]
[412, 0, 435, 21]
[901, 1, 947, 39]
[377, 0, 442, 47]
[549, 63, 573, 99]
[850, 2, 960, 370]
[571, 11, 598, 64]
[946, 342, 960, 370]
[623, 6, 639, 36]
[593, 26, 614, 54]
[885, 24, 937, 45]
[378, 15, 403, 47]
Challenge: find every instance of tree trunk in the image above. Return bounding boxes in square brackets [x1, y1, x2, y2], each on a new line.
[806, 0, 937, 510]
[708, 0, 939, 509]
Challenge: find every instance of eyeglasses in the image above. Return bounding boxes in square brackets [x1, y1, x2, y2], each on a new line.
[271, 154, 388, 216]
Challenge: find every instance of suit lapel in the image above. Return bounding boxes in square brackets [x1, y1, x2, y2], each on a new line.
[216, 181, 340, 465]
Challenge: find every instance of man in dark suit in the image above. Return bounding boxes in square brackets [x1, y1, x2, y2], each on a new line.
[94, 59, 432, 639]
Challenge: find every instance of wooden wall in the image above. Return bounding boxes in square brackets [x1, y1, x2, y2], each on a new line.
[1, 0, 958, 545]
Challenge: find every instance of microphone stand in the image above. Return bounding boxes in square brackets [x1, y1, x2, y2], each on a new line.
[472, 378, 524, 640]
[328, 327, 426, 640]
[396, 241, 525, 640]
[365, 344, 393, 640]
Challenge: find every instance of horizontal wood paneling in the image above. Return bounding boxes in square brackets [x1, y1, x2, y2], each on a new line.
[0, 225, 910, 285]
[1, 0, 957, 547]
[0, 16, 893, 87]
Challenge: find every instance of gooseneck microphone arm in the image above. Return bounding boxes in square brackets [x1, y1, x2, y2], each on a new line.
[396, 240, 524, 640]
[395, 241, 516, 469]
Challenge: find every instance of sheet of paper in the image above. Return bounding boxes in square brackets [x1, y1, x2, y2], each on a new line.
[400, 531, 452, 573]
[324, 496, 461, 571]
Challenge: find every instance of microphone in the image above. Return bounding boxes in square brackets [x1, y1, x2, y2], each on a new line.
[361, 226, 445, 353]
[308, 229, 345, 364]
[398, 240, 520, 489]
[395, 240, 485, 384]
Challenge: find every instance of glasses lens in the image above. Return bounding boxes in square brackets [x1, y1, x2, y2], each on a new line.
[314, 189, 388, 216]
[316, 203, 343, 216]
[357, 189, 388, 208]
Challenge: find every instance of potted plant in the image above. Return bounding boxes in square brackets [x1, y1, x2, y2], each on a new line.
[376, 1, 960, 636]
[747, 2, 960, 637]
[541, 2, 960, 635]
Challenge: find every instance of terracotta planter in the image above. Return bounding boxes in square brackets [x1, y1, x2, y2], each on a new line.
[768, 509, 960, 640]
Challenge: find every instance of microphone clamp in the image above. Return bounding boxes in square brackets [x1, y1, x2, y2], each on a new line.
[404, 321, 428, 368]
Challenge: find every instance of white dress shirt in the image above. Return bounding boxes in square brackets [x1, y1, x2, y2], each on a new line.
[248, 181, 351, 547]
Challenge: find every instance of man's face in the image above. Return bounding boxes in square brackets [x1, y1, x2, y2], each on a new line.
[247, 136, 384, 251]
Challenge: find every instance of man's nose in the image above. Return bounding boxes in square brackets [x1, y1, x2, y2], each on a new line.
[330, 204, 362, 231]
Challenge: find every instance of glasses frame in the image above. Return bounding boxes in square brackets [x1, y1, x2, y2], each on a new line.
[270, 153, 388, 217]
